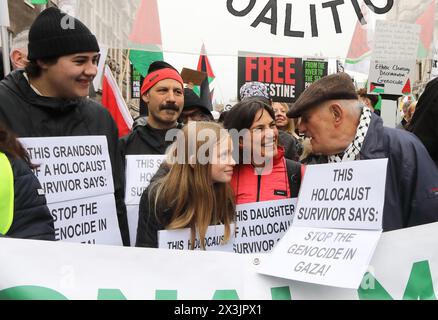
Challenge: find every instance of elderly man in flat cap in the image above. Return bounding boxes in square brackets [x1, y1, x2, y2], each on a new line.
[287, 73, 438, 232]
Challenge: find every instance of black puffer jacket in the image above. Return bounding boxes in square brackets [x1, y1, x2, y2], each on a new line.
[6, 156, 55, 240]
[0, 70, 129, 245]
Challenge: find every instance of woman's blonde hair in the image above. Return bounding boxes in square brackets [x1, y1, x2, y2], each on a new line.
[273, 102, 296, 135]
[150, 121, 235, 249]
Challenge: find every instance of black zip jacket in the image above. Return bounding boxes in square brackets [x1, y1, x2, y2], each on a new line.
[0, 70, 129, 245]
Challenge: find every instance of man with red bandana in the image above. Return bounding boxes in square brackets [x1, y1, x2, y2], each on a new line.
[120, 61, 184, 156]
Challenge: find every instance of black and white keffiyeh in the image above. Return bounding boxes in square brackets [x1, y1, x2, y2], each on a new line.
[328, 106, 372, 163]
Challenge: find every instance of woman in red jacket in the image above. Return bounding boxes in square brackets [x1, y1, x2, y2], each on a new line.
[223, 97, 303, 204]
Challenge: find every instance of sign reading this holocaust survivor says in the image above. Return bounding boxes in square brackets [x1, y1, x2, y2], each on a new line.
[238, 53, 304, 102]
[234, 198, 297, 253]
[293, 159, 388, 230]
[368, 21, 420, 95]
[158, 225, 234, 252]
[124, 155, 165, 246]
[20, 136, 122, 245]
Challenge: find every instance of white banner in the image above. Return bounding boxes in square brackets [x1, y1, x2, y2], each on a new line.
[234, 198, 297, 253]
[0, 222, 438, 300]
[72, 0, 424, 59]
[158, 225, 234, 252]
[20, 137, 114, 204]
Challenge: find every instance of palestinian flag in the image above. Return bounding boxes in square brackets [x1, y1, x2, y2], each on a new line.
[416, 0, 436, 59]
[31, 0, 47, 4]
[128, 0, 163, 77]
[102, 66, 133, 137]
[402, 79, 412, 95]
[370, 82, 385, 94]
[345, 3, 372, 74]
[195, 44, 215, 110]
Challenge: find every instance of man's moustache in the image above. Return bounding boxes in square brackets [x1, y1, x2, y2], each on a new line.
[160, 104, 179, 112]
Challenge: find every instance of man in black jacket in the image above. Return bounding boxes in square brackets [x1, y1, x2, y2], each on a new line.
[0, 7, 129, 245]
[120, 61, 184, 156]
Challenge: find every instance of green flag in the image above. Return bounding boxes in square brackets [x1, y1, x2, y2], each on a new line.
[129, 49, 163, 78]
[31, 0, 48, 4]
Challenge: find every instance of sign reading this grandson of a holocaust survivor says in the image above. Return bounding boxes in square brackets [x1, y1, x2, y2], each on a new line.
[21, 136, 122, 245]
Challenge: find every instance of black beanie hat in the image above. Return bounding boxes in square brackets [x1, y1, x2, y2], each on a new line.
[28, 7, 99, 60]
[183, 88, 213, 118]
[147, 60, 177, 74]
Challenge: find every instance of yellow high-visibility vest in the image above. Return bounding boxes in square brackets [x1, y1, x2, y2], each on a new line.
[0, 152, 14, 236]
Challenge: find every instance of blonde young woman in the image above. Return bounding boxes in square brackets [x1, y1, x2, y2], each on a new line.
[136, 121, 236, 249]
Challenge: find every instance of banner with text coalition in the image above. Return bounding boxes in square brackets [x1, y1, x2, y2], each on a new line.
[75, 0, 424, 60]
[0, 221, 437, 300]
[124, 155, 165, 246]
[21, 137, 122, 245]
[258, 159, 388, 289]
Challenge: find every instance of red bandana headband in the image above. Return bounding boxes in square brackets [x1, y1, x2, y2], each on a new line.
[140, 68, 184, 96]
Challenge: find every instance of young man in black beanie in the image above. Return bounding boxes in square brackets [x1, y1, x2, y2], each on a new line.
[0, 7, 130, 246]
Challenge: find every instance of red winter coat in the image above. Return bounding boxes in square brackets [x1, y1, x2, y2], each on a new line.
[231, 147, 294, 204]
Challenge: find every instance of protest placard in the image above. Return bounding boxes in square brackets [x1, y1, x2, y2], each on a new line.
[257, 226, 381, 289]
[20, 136, 114, 203]
[303, 59, 328, 89]
[234, 198, 297, 254]
[50, 194, 121, 245]
[124, 155, 165, 205]
[258, 159, 388, 288]
[238, 53, 304, 102]
[20, 136, 121, 245]
[293, 159, 387, 230]
[158, 225, 234, 252]
[125, 155, 165, 246]
[368, 21, 420, 95]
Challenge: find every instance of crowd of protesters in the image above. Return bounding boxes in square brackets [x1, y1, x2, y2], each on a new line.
[1, 7, 438, 249]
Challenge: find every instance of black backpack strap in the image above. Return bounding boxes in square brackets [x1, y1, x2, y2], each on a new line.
[285, 159, 302, 198]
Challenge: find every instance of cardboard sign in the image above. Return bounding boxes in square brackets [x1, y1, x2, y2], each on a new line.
[368, 21, 420, 95]
[181, 68, 207, 86]
[238, 54, 304, 102]
[158, 224, 234, 252]
[125, 155, 165, 246]
[257, 159, 388, 289]
[20, 136, 121, 245]
[430, 42, 438, 81]
[234, 198, 297, 253]
[124, 155, 165, 205]
[50, 194, 122, 245]
[20, 136, 114, 204]
[293, 159, 388, 230]
[303, 59, 328, 89]
[257, 226, 381, 289]
[131, 64, 144, 99]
